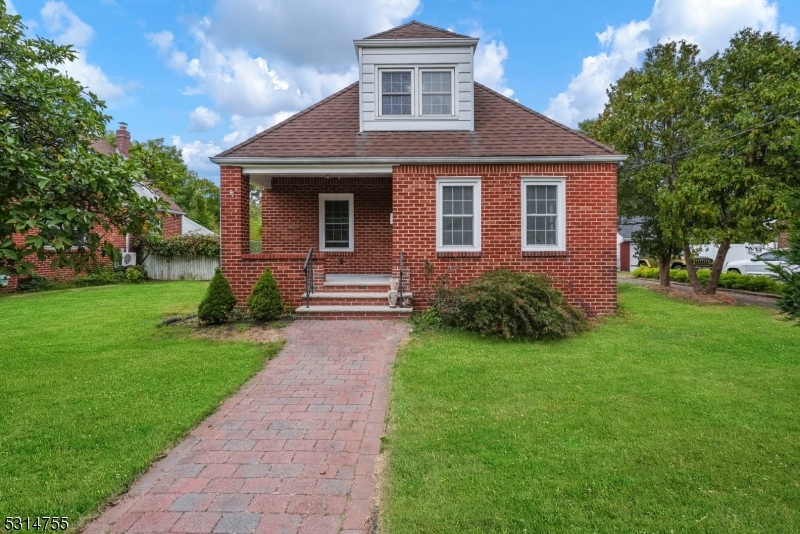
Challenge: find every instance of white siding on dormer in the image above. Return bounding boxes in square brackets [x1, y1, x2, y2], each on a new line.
[359, 45, 474, 132]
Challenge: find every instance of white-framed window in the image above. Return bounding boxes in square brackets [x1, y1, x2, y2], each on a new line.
[420, 69, 454, 116]
[521, 177, 566, 251]
[319, 193, 354, 252]
[436, 178, 481, 252]
[380, 70, 413, 116]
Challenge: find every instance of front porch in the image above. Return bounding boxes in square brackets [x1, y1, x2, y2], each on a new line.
[220, 168, 412, 318]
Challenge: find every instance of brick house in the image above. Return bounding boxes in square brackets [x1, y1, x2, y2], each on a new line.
[2, 125, 195, 292]
[211, 21, 625, 318]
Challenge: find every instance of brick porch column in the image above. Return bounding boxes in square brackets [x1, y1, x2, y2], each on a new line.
[220, 166, 249, 284]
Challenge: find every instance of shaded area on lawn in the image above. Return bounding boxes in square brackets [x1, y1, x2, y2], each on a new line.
[383, 284, 800, 533]
[0, 282, 282, 521]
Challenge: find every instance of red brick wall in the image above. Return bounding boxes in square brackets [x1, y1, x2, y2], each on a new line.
[262, 177, 391, 274]
[392, 164, 618, 315]
[2, 227, 127, 292]
[162, 213, 183, 238]
[221, 164, 619, 315]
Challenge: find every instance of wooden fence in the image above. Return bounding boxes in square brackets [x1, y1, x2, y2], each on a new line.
[142, 252, 219, 281]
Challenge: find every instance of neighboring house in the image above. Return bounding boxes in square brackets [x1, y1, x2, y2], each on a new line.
[618, 217, 644, 272]
[211, 21, 625, 317]
[2, 125, 211, 292]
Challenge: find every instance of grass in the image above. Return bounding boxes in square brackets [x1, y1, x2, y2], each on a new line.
[0, 282, 282, 521]
[383, 284, 800, 533]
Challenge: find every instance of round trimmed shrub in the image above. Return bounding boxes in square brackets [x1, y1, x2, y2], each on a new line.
[247, 267, 284, 322]
[198, 268, 237, 324]
[434, 269, 588, 340]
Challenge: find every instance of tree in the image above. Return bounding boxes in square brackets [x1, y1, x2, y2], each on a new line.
[127, 138, 221, 233]
[586, 41, 706, 286]
[246, 267, 284, 322]
[0, 5, 163, 275]
[776, 194, 800, 322]
[669, 29, 800, 294]
[198, 268, 237, 324]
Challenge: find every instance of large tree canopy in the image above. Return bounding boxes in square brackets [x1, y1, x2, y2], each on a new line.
[587, 30, 800, 294]
[0, 5, 162, 275]
[127, 138, 220, 234]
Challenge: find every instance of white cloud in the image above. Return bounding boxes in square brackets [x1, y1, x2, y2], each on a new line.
[208, 0, 420, 69]
[188, 106, 222, 132]
[780, 23, 798, 42]
[6, 0, 17, 15]
[474, 40, 513, 97]
[172, 136, 222, 175]
[38, 2, 126, 101]
[545, 0, 792, 127]
[146, 30, 188, 71]
[41, 1, 94, 48]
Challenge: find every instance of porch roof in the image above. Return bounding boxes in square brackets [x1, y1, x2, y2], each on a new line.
[213, 83, 622, 164]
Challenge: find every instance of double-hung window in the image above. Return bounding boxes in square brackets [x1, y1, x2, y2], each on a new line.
[436, 178, 481, 251]
[421, 71, 452, 115]
[521, 178, 566, 251]
[319, 194, 354, 252]
[381, 71, 412, 116]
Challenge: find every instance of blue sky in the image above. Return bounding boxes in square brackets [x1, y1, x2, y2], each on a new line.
[8, 0, 800, 182]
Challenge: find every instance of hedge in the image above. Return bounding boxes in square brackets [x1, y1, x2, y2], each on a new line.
[147, 234, 220, 258]
[631, 267, 783, 294]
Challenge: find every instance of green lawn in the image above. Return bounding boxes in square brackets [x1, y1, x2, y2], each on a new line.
[383, 285, 800, 533]
[0, 282, 282, 521]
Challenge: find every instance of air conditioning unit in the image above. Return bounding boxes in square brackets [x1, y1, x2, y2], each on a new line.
[119, 251, 137, 267]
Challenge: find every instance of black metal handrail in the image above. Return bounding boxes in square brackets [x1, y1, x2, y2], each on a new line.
[398, 250, 404, 305]
[303, 248, 314, 308]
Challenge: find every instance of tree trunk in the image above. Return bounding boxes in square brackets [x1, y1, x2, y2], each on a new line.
[706, 239, 731, 295]
[659, 255, 671, 287]
[683, 243, 705, 292]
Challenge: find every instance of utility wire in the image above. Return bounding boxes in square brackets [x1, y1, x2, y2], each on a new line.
[623, 108, 800, 172]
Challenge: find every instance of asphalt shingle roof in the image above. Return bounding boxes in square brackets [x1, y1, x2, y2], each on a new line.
[217, 82, 618, 159]
[362, 21, 471, 40]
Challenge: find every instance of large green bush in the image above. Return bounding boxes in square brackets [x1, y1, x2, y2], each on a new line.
[631, 266, 782, 294]
[434, 269, 587, 340]
[147, 234, 220, 257]
[246, 267, 284, 322]
[198, 268, 237, 324]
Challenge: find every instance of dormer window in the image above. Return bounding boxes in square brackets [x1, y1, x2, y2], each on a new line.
[421, 71, 452, 116]
[381, 71, 412, 115]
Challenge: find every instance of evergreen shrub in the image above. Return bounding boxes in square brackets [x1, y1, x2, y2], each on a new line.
[198, 268, 237, 324]
[246, 267, 284, 322]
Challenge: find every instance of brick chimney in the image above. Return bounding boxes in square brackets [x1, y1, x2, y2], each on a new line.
[115, 122, 130, 158]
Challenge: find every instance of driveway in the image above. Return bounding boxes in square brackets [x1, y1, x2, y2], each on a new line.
[85, 320, 410, 534]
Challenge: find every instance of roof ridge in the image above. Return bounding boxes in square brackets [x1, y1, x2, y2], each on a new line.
[473, 82, 619, 155]
[216, 82, 359, 158]
[362, 20, 471, 40]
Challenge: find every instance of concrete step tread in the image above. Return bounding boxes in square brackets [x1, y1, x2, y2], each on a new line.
[302, 292, 413, 299]
[295, 305, 413, 313]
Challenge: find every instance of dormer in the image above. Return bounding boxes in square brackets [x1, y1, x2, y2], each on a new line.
[354, 21, 479, 132]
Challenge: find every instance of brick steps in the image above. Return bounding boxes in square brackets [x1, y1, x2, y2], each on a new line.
[301, 292, 414, 306]
[295, 305, 413, 319]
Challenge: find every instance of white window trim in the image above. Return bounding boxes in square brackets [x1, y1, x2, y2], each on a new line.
[378, 68, 415, 117]
[418, 67, 456, 117]
[521, 177, 567, 252]
[319, 193, 354, 252]
[436, 177, 481, 252]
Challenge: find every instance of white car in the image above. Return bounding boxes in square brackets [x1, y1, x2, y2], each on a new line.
[724, 251, 794, 277]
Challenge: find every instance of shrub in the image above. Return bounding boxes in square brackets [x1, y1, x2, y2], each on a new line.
[198, 268, 237, 324]
[410, 307, 442, 332]
[246, 267, 284, 322]
[125, 265, 147, 283]
[632, 266, 659, 279]
[146, 234, 220, 258]
[777, 271, 800, 322]
[17, 274, 57, 292]
[434, 269, 587, 340]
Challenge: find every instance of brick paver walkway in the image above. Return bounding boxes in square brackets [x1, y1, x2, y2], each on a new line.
[85, 320, 409, 534]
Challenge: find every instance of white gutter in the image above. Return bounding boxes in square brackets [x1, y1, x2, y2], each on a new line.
[210, 155, 628, 171]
